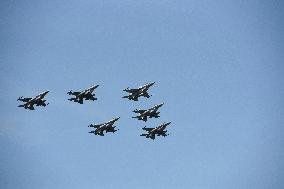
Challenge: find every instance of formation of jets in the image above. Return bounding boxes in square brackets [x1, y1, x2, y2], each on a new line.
[17, 82, 171, 140]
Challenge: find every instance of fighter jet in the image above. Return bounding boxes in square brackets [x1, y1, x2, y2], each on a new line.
[140, 122, 171, 140]
[88, 117, 120, 136]
[17, 90, 49, 110]
[132, 103, 164, 122]
[122, 82, 155, 101]
[67, 85, 99, 104]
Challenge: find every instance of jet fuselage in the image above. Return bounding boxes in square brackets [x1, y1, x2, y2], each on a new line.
[17, 90, 49, 110]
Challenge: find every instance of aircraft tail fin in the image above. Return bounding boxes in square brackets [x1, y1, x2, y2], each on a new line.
[17, 96, 23, 101]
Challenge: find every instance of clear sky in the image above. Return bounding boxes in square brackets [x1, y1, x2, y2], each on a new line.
[1, 1, 284, 188]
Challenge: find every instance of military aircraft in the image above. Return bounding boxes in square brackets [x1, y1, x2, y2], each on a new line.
[122, 82, 155, 101]
[140, 122, 171, 140]
[132, 103, 164, 122]
[17, 90, 49, 110]
[88, 117, 120, 136]
[67, 85, 99, 104]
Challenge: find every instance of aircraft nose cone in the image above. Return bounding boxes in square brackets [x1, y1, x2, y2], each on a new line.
[91, 85, 99, 89]
[155, 103, 163, 108]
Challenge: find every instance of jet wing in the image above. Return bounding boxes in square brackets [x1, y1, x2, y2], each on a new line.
[122, 94, 139, 101]
[132, 95, 139, 101]
[90, 128, 104, 136]
[160, 132, 168, 137]
[36, 100, 49, 107]
[142, 116, 148, 122]
[89, 123, 102, 128]
[73, 92, 81, 95]
[68, 91, 80, 95]
[142, 127, 155, 131]
[98, 132, 104, 136]
[150, 134, 155, 140]
[133, 109, 146, 114]
[78, 98, 84, 104]
[125, 88, 139, 93]
[29, 106, 35, 110]
[143, 92, 150, 98]
[18, 97, 32, 102]
[26, 104, 35, 110]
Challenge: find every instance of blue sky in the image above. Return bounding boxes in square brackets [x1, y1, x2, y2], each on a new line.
[1, 0, 284, 188]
